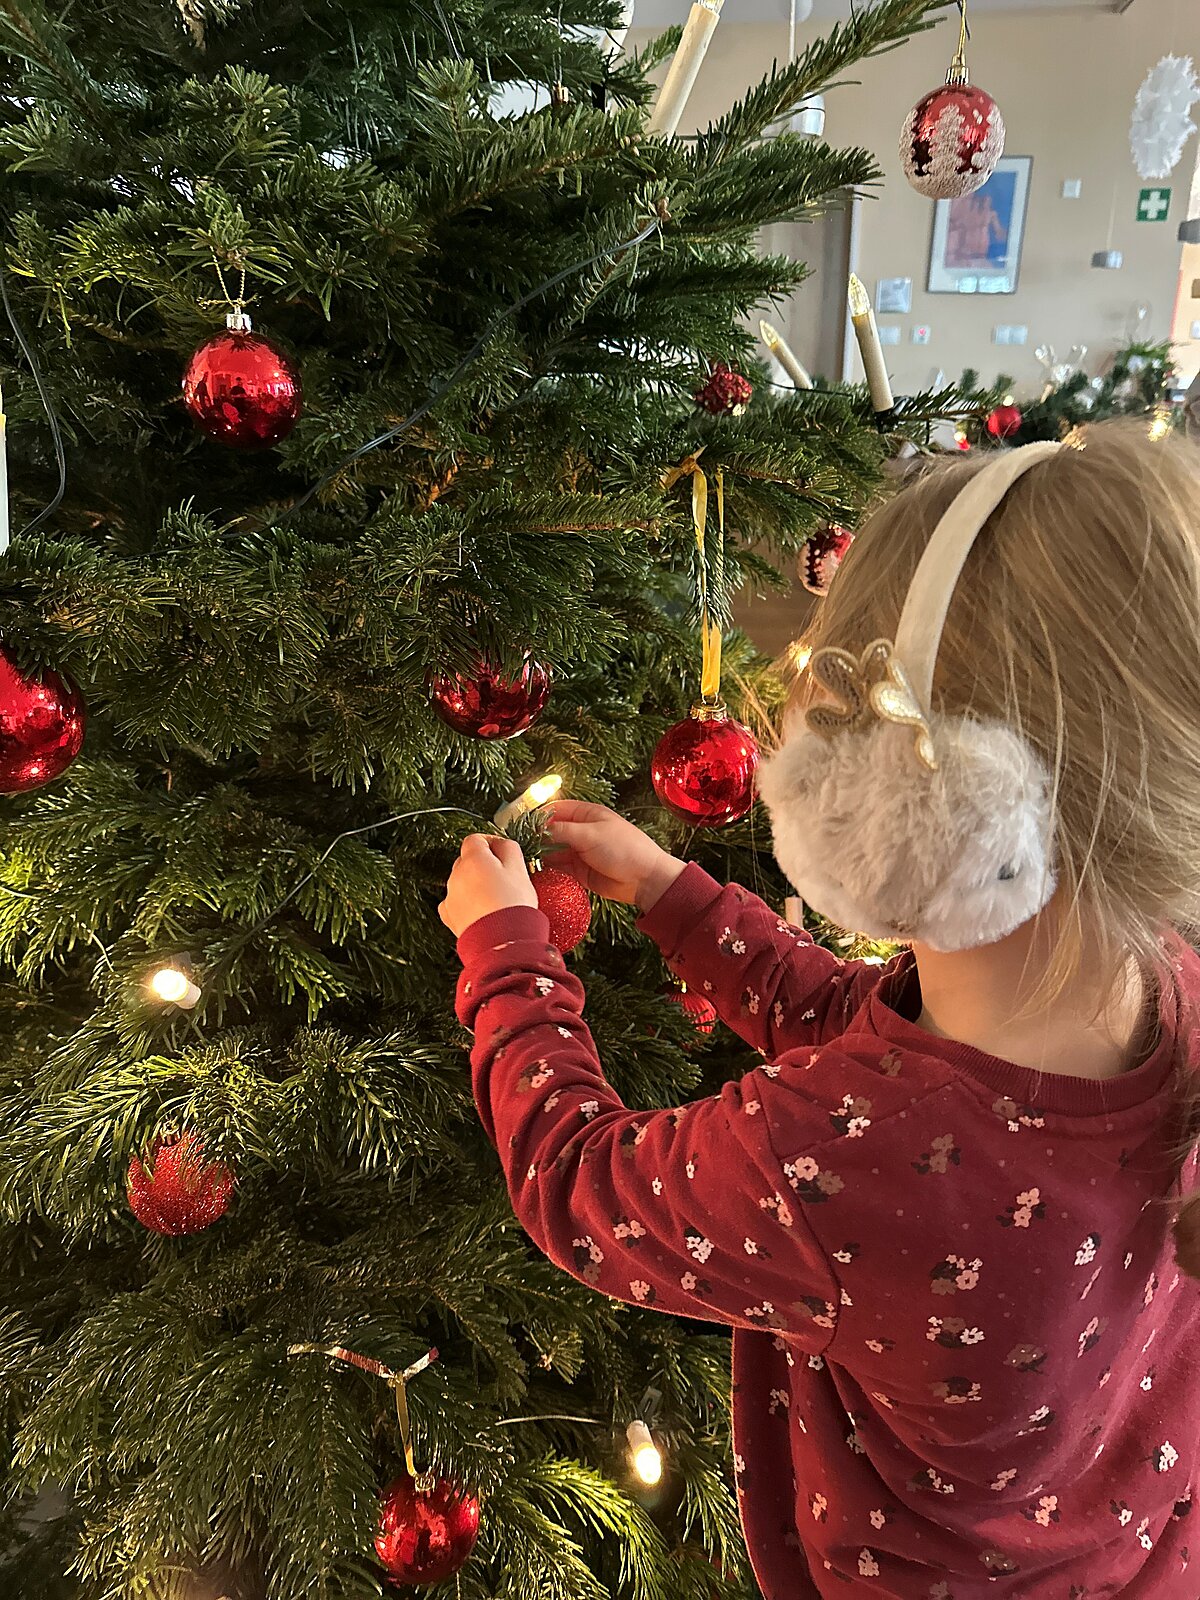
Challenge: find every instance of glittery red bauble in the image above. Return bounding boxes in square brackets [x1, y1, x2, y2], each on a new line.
[694, 362, 753, 415]
[428, 656, 551, 740]
[375, 1474, 480, 1587]
[0, 647, 86, 794]
[534, 866, 591, 953]
[800, 526, 854, 597]
[182, 318, 302, 450]
[127, 1133, 235, 1236]
[986, 403, 1023, 439]
[665, 985, 717, 1034]
[899, 79, 1005, 200]
[651, 708, 759, 828]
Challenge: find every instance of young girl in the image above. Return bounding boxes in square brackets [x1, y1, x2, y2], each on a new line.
[440, 423, 1200, 1596]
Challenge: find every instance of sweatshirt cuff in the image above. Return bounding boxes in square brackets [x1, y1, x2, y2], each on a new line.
[456, 905, 552, 968]
[636, 861, 726, 959]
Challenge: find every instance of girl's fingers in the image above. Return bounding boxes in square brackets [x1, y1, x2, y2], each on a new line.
[545, 800, 608, 826]
[487, 836, 525, 868]
[461, 833, 492, 856]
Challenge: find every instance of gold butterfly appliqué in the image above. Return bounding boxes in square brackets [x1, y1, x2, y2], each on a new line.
[804, 640, 937, 771]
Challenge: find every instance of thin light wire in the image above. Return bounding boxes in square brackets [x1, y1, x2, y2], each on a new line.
[0, 250, 68, 538]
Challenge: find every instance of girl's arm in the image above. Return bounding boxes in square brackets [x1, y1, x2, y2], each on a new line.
[456, 906, 839, 1343]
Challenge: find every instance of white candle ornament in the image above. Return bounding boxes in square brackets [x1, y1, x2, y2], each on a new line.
[759, 320, 813, 389]
[493, 773, 563, 832]
[626, 1420, 663, 1486]
[847, 274, 895, 419]
[785, 895, 806, 928]
[0, 381, 8, 554]
[646, 0, 723, 139]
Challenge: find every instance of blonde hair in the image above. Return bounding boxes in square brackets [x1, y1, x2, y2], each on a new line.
[793, 422, 1200, 1268]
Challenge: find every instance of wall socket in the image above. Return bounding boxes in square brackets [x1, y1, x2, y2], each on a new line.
[1062, 179, 1082, 199]
[877, 325, 901, 346]
[911, 325, 931, 345]
[993, 325, 1029, 346]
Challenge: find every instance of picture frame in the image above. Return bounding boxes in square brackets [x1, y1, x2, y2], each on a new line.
[927, 156, 1033, 296]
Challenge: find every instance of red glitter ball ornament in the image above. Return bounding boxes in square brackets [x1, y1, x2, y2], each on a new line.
[694, 362, 753, 416]
[651, 704, 759, 828]
[182, 311, 302, 450]
[0, 646, 85, 793]
[800, 526, 854, 597]
[127, 1133, 235, 1236]
[664, 985, 718, 1035]
[428, 656, 550, 740]
[986, 403, 1023, 439]
[899, 76, 1005, 200]
[534, 866, 592, 953]
[375, 1474, 481, 1588]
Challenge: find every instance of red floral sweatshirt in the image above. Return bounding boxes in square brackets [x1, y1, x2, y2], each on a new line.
[455, 864, 1200, 1598]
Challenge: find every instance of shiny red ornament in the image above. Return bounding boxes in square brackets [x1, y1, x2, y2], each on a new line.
[651, 704, 759, 828]
[127, 1132, 234, 1236]
[182, 311, 302, 450]
[800, 526, 854, 597]
[428, 656, 551, 740]
[534, 866, 592, 953]
[664, 985, 718, 1035]
[986, 403, 1023, 439]
[375, 1474, 481, 1587]
[694, 362, 753, 416]
[0, 646, 86, 794]
[899, 75, 1005, 200]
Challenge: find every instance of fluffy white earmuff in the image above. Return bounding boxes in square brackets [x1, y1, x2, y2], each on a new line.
[761, 443, 1062, 953]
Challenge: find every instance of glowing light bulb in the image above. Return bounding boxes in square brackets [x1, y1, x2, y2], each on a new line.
[493, 773, 563, 831]
[846, 273, 871, 319]
[788, 641, 812, 675]
[1148, 410, 1172, 442]
[626, 1420, 663, 1486]
[148, 965, 201, 1009]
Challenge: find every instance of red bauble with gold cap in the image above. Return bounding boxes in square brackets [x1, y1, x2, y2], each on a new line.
[534, 866, 592, 953]
[375, 1473, 481, 1587]
[0, 646, 85, 793]
[899, 68, 1005, 201]
[182, 311, 302, 450]
[651, 701, 758, 828]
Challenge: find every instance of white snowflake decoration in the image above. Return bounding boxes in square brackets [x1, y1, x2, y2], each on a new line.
[1130, 55, 1200, 179]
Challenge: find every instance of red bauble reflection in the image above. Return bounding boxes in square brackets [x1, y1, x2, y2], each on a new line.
[986, 403, 1023, 439]
[428, 656, 550, 740]
[665, 985, 718, 1035]
[127, 1133, 235, 1236]
[899, 79, 1005, 200]
[800, 526, 854, 596]
[651, 706, 759, 828]
[0, 646, 86, 793]
[182, 315, 302, 450]
[534, 866, 592, 953]
[375, 1474, 481, 1588]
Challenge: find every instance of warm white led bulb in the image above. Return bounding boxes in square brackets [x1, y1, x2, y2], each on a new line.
[527, 774, 563, 807]
[789, 641, 812, 675]
[847, 273, 871, 320]
[148, 965, 201, 1009]
[1148, 410, 1172, 442]
[493, 773, 563, 831]
[626, 1420, 663, 1486]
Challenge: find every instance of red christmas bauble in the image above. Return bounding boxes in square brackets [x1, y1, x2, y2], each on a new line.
[986, 403, 1023, 439]
[127, 1133, 235, 1236]
[534, 866, 592, 953]
[651, 705, 759, 828]
[375, 1474, 481, 1587]
[182, 314, 302, 450]
[800, 526, 854, 597]
[664, 985, 717, 1035]
[0, 647, 86, 793]
[899, 79, 1005, 200]
[428, 656, 550, 740]
[694, 362, 753, 416]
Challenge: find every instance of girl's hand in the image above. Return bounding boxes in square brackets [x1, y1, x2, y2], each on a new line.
[440, 835, 538, 937]
[545, 800, 684, 910]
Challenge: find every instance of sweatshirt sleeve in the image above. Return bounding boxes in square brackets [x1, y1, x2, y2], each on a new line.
[636, 862, 878, 1054]
[456, 906, 839, 1343]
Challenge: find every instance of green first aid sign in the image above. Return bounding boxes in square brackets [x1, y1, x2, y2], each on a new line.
[1136, 187, 1171, 222]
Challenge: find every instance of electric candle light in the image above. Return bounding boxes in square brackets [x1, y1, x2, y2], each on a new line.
[847, 274, 895, 424]
[646, 0, 723, 139]
[759, 320, 813, 389]
[148, 964, 202, 1010]
[493, 773, 563, 832]
[626, 1420, 663, 1486]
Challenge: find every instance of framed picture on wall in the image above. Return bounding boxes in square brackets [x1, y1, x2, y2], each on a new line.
[927, 156, 1033, 295]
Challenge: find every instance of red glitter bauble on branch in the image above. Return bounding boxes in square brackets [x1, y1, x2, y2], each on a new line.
[694, 362, 753, 416]
[986, 402, 1023, 440]
[534, 866, 592, 953]
[899, 69, 1004, 201]
[375, 1474, 481, 1587]
[800, 526, 854, 597]
[0, 646, 86, 793]
[428, 656, 551, 740]
[127, 1132, 234, 1236]
[651, 702, 759, 828]
[182, 311, 303, 450]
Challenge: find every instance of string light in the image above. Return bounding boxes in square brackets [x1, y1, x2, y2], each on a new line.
[788, 641, 812, 676]
[493, 773, 563, 832]
[147, 964, 202, 1010]
[626, 1419, 663, 1485]
[1148, 409, 1172, 442]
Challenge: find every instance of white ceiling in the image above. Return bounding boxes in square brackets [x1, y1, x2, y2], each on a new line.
[634, 0, 1123, 21]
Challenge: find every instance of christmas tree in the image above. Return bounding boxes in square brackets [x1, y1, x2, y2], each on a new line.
[0, 3, 952, 1596]
[965, 339, 1179, 447]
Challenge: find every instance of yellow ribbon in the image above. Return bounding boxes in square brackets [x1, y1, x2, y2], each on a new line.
[288, 1342, 438, 1489]
[664, 449, 726, 705]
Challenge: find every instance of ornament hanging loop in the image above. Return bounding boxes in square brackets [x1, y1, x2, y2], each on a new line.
[947, 0, 970, 85]
[288, 1342, 439, 1491]
[210, 255, 250, 329]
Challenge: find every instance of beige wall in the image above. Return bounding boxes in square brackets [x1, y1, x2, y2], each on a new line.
[630, 5, 1200, 391]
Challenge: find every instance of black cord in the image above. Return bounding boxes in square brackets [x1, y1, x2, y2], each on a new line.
[0, 249, 68, 538]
